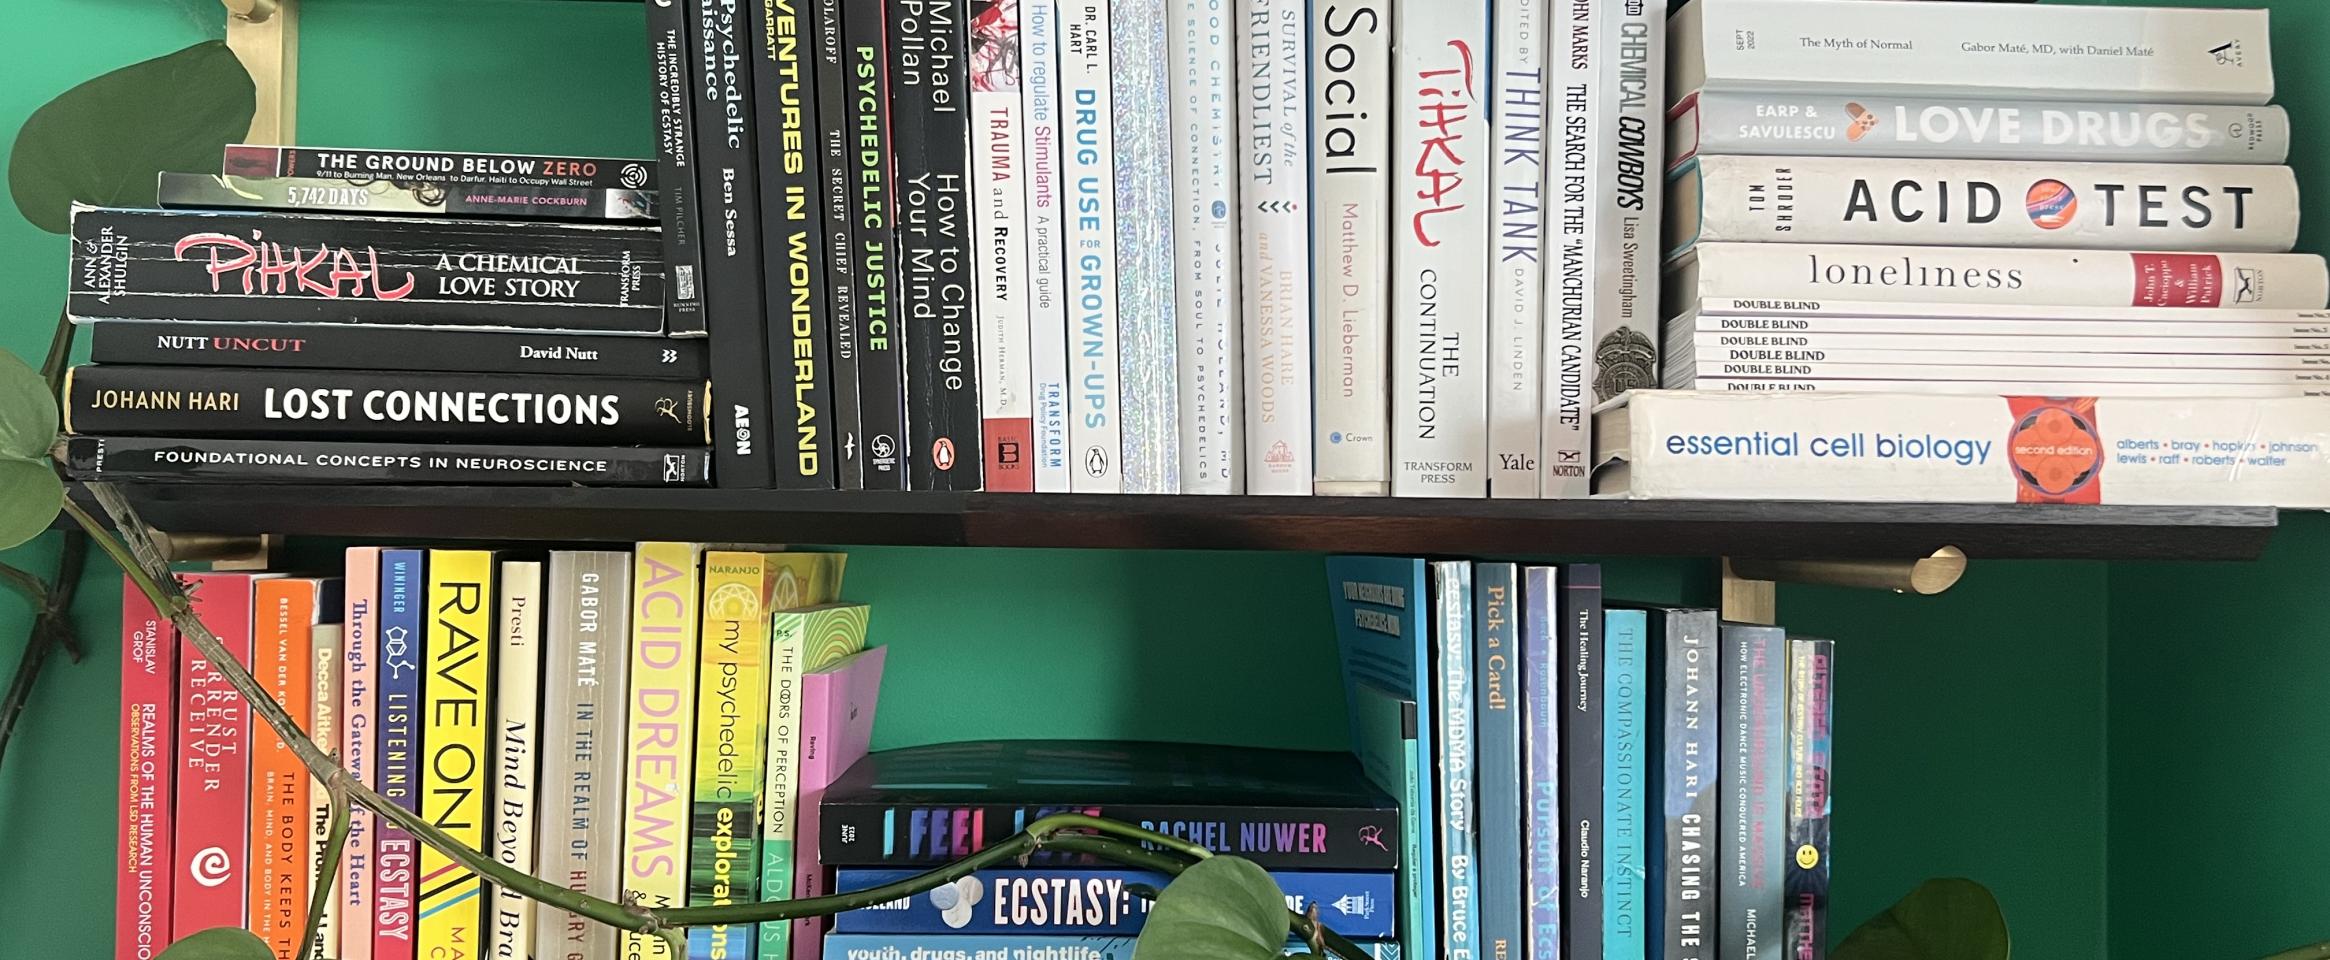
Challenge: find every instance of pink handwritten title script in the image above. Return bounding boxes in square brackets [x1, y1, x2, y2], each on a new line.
[174, 231, 416, 301]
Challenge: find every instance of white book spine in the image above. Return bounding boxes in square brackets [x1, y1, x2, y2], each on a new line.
[973, 1, 1034, 491]
[1603, 391, 2330, 508]
[1689, 346, 2327, 370]
[1176, 0, 1245, 494]
[1115, 0, 1181, 494]
[1063, 0, 1125, 492]
[1677, 378, 2314, 398]
[1672, 360, 2320, 386]
[306, 623, 342, 960]
[1669, 93, 2290, 168]
[1240, 0, 1314, 495]
[1022, 0, 1073, 492]
[1674, 243, 2330, 310]
[1389, 0, 1492, 497]
[1488, 0, 1547, 498]
[1688, 313, 2330, 341]
[1538, 0, 1594, 497]
[1679, 331, 2330, 355]
[535, 552, 631, 960]
[491, 561, 542, 960]
[1694, 298, 2330, 324]
[1673, 157, 2302, 254]
[1586, 0, 1665, 414]
[1310, 0, 1391, 496]
[1669, 0, 2275, 106]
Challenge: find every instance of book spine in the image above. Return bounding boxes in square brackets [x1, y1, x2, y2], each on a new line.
[1062, 0, 1125, 493]
[1683, 338, 2330, 364]
[223, 144, 660, 191]
[420, 552, 495, 958]
[66, 207, 667, 334]
[813, 0, 868, 489]
[1785, 638, 1834, 960]
[757, 613, 808, 960]
[624, 543, 706, 960]
[1674, 378, 2315, 399]
[1173, 0, 1242, 495]
[63, 436, 712, 488]
[117, 581, 174, 960]
[1472, 563, 1521, 960]
[644, 0, 710, 333]
[1238, 0, 1311, 496]
[250, 578, 316, 960]
[1520, 568, 1560, 958]
[1389, 0, 1491, 497]
[306, 622, 343, 960]
[831, 869, 1399, 937]
[64, 366, 708, 447]
[690, 553, 773, 960]
[157, 173, 657, 223]
[1113, 0, 1180, 494]
[754, 0, 839, 490]
[1679, 245, 2330, 310]
[1309, 0, 1389, 496]
[1652, 610, 1718, 960]
[1676, 157, 2301, 254]
[972, 0, 1035, 492]
[1685, 312, 2330, 340]
[826, 936, 1403, 960]
[1674, 93, 2290, 167]
[689, 0, 781, 488]
[87, 321, 710, 379]
[790, 649, 889, 960]
[843, 0, 911, 490]
[891, 0, 983, 490]
[1587, 0, 1664, 414]
[1720, 624, 1788, 960]
[490, 561, 543, 960]
[1687, 349, 2326, 371]
[1021, 0, 1073, 492]
[819, 804, 1403, 870]
[1669, 359, 2319, 385]
[1538, 0, 1591, 498]
[373, 552, 426, 960]
[1488, 0, 1547, 499]
[1604, 608, 1648, 960]
[537, 552, 635, 960]
[1429, 561, 1478, 960]
[1559, 565, 1605, 960]
[171, 573, 256, 939]
[340, 549, 380, 960]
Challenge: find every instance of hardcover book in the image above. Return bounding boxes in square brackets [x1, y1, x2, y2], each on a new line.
[689, 0, 782, 489]
[490, 561, 543, 960]
[1487, 0, 1547, 499]
[751, 0, 839, 491]
[818, 740, 1401, 871]
[1584, 0, 1666, 410]
[1785, 637, 1835, 960]
[157, 173, 655, 222]
[1677, 299, 2330, 339]
[117, 582, 174, 960]
[1667, 377, 2313, 399]
[1559, 565, 1604, 960]
[642, 0, 708, 331]
[1518, 567, 1560, 958]
[1668, 244, 2330, 311]
[63, 436, 713, 488]
[1719, 623, 1789, 960]
[760, 600, 868, 960]
[373, 551, 425, 960]
[1238, 0, 1312, 496]
[1669, 93, 2291, 167]
[224, 144, 657, 191]
[890, 0, 984, 491]
[1429, 561, 1478, 960]
[1062, 0, 1125, 493]
[1112, 0, 1180, 495]
[340, 549, 381, 960]
[1471, 563, 1521, 960]
[1635, 605, 1719, 960]
[1019, 0, 1072, 492]
[536, 551, 635, 960]
[250, 577, 330, 960]
[841, 0, 909, 490]
[305, 622, 343, 960]
[971, 0, 1035, 492]
[623, 543, 706, 960]
[829, 868, 1397, 937]
[785, 647, 888, 960]
[87, 320, 710, 379]
[1174, 0, 1244, 495]
[172, 573, 261, 940]
[1324, 556, 1437, 958]
[1309, 0, 1389, 497]
[418, 552, 495, 959]
[1603, 607, 1649, 960]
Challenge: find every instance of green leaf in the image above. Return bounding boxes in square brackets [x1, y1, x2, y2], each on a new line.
[1835, 878, 2011, 960]
[1132, 857, 1291, 960]
[156, 927, 274, 960]
[8, 40, 256, 234]
[0, 459, 62, 552]
[0, 350, 58, 460]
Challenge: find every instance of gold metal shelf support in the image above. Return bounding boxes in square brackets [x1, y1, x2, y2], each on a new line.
[223, 0, 298, 145]
[1720, 547, 1969, 624]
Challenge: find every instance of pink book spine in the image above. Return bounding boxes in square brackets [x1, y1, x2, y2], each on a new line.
[339, 549, 379, 960]
[118, 578, 175, 960]
[170, 573, 257, 941]
[790, 647, 887, 960]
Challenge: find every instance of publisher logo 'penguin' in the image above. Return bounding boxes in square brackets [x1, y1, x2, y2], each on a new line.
[1083, 445, 1109, 478]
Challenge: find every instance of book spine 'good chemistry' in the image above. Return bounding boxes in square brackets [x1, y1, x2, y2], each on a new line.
[1175, 0, 1244, 494]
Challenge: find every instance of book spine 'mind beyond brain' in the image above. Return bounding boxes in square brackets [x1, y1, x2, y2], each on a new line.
[688, 553, 775, 960]
[1785, 637, 1834, 960]
[1063, 0, 1124, 493]
[844, 0, 909, 490]
[1487, 0, 1547, 499]
[1113, 0, 1180, 495]
[1431, 561, 1478, 960]
[1603, 608, 1649, 960]
[1472, 563, 1522, 960]
[1720, 624, 1788, 960]
[419, 552, 495, 959]
[689, 0, 781, 489]
[1020, 0, 1072, 492]
[1669, 93, 2291, 167]
[891, 0, 985, 491]
[971, 0, 1035, 492]
[1238, 0, 1311, 496]
[340, 549, 381, 960]
[537, 552, 635, 960]
[373, 552, 425, 960]
[1309, 0, 1389, 497]
[86, 320, 711, 379]
[250, 577, 319, 959]
[641, 1, 708, 331]
[751, 0, 839, 491]
[1673, 244, 2330, 310]
[1173, 0, 1242, 495]
[623, 543, 706, 960]
[117, 581, 174, 960]
[490, 562, 544, 960]
[62, 436, 713, 488]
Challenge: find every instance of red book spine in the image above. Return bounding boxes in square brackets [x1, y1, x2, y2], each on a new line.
[118, 579, 175, 960]
[170, 572, 259, 941]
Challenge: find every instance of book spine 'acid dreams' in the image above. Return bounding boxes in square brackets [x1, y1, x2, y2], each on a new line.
[623, 543, 705, 960]
[891, 0, 984, 491]
[1310, 0, 1389, 497]
[1785, 637, 1834, 960]
[1603, 608, 1649, 960]
[752, 0, 839, 491]
[1021, 0, 1073, 492]
[117, 583, 175, 960]
[1720, 624, 1788, 960]
[223, 145, 658, 191]
[373, 552, 424, 960]
[490, 561, 543, 960]
[971, 0, 1035, 492]
[64, 436, 711, 487]
[1672, 244, 2330, 310]
[1063, 0, 1125, 493]
[1174, 0, 1242, 494]
[1488, 0, 1547, 498]
[88, 320, 709, 379]
[419, 552, 494, 958]
[642, 0, 707, 331]
[538, 551, 635, 960]
[1670, 93, 2290, 167]
[1238, 0, 1312, 495]
[843, 0, 910, 490]
[1390, 0, 1490, 497]
[1115, 0, 1180, 495]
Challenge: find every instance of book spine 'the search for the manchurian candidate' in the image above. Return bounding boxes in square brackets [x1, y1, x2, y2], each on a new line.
[892, 0, 984, 490]
[1175, 0, 1241, 495]
[645, 0, 708, 334]
[159, 173, 656, 223]
[971, 0, 1034, 492]
[67, 206, 666, 334]
[846, 0, 910, 490]
[688, 0, 781, 489]
[1114, 0, 1179, 495]
[89, 320, 708, 379]
[813, 0, 867, 488]
[64, 436, 712, 487]
[752, 0, 839, 490]
[1022, 0, 1073, 492]
[1390, 0, 1490, 497]
[1239, 0, 1311, 496]
[1309, 0, 1387, 497]
[1536, 0, 1589, 496]
[1489, 0, 1547, 499]
[1063, 0, 1124, 493]
[224, 144, 658, 191]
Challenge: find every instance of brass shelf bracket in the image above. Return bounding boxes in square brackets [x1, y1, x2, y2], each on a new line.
[223, 0, 298, 145]
[1721, 547, 1969, 624]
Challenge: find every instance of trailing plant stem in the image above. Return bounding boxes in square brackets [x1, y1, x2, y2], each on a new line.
[299, 787, 350, 960]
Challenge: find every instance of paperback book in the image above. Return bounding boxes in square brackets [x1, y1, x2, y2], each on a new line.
[249, 577, 329, 959]
[759, 598, 865, 960]
[1472, 564, 1521, 960]
[157, 173, 654, 222]
[1668, 93, 2291, 167]
[812, 0, 867, 488]
[1488, 0, 1548, 498]
[1114, 0, 1180, 495]
[750, 0, 839, 491]
[1668, 244, 2330, 311]
[536, 551, 635, 960]
[830, 868, 1397, 937]
[1173, 0, 1244, 494]
[841, 0, 909, 489]
[223, 145, 657, 191]
[1062, 0, 1125, 492]
[1310, 0, 1389, 497]
[490, 561, 543, 960]
[1429, 561, 1478, 960]
[1325, 556, 1438, 960]
[416, 552, 494, 958]
[622, 543, 705, 960]
[1238, 0, 1313, 495]
[1604, 608, 1650, 960]
[1719, 624, 1789, 960]
[971, 0, 1035, 492]
[1559, 565, 1605, 960]
[1020, 0, 1072, 492]
[783, 646, 888, 960]
[373, 551, 424, 960]
[688, 0, 782, 490]
[1785, 637, 1835, 960]
[87, 320, 710, 379]
[171, 573, 259, 939]
[641, 0, 707, 330]
[117, 584, 174, 960]
[890, 0, 984, 491]
[62, 436, 712, 487]
[340, 550, 379, 960]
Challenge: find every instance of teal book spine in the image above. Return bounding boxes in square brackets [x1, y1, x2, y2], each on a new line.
[1473, 563, 1522, 960]
[1605, 608, 1649, 960]
[1431, 561, 1479, 960]
[1325, 556, 1440, 960]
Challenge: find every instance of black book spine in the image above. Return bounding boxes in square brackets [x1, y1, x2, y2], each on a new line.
[1560, 564, 1605, 960]
[750, 0, 838, 488]
[64, 436, 711, 487]
[819, 802, 1402, 870]
[689, 0, 781, 487]
[64, 365, 708, 446]
[1784, 637, 1833, 960]
[222, 144, 659, 191]
[157, 173, 657, 224]
[88, 321, 707, 380]
[888, 0, 982, 489]
[814, 0, 867, 488]
[67, 207, 666, 334]
[643, 1, 709, 334]
[1719, 623, 1789, 960]
[845, 0, 909, 488]
[1647, 607, 1720, 960]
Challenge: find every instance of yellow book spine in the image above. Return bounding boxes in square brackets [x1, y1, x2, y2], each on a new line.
[419, 550, 496, 960]
[688, 552, 773, 959]
[623, 543, 704, 960]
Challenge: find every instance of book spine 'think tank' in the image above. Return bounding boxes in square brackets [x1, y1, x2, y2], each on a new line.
[643, 0, 709, 332]
[623, 543, 705, 960]
[1310, 0, 1388, 496]
[1171, 0, 1242, 495]
[1785, 637, 1834, 960]
[1669, 93, 2290, 167]
[67, 206, 668, 334]
[1488, 0, 1547, 499]
[1238, 0, 1312, 496]
[537, 551, 635, 960]
[1063, 0, 1125, 493]
[1720, 624, 1788, 960]
[891, 0, 984, 490]
[88, 320, 708, 379]
[845, 0, 911, 489]
[64, 436, 711, 487]
[1113, 0, 1180, 494]
[117, 584, 174, 960]
[418, 552, 494, 958]
[690, 0, 781, 488]
[1560, 565, 1605, 960]
[1022, 0, 1074, 492]
[971, 0, 1035, 492]
[372, 553, 424, 960]
[224, 144, 659, 191]
[753, 0, 840, 489]
[1473, 563, 1523, 960]
[159, 173, 656, 223]
[814, 0, 868, 488]
[1587, 0, 1665, 411]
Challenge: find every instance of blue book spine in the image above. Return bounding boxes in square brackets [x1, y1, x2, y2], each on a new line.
[1325, 556, 1441, 960]
[1521, 567, 1562, 959]
[1648, 608, 1719, 960]
[1560, 565, 1605, 960]
[1431, 561, 1479, 960]
[374, 549, 426, 944]
[1604, 609, 1649, 960]
[823, 935, 1406, 960]
[828, 868, 1398, 938]
[1474, 563, 1522, 960]
[1784, 638, 1835, 960]
[1719, 624, 1789, 960]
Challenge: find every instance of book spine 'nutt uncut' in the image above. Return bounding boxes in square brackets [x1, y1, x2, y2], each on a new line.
[751, 0, 840, 490]
[89, 320, 709, 379]
[1669, 93, 2291, 167]
[844, 0, 910, 489]
[643, 0, 708, 332]
[159, 173, 655, 223]
[891, 0, 985, 490]
[1174, 0, 1242, 495]
[68, 206, 668, 334]
[1310, 0, 1388, 497]
[1239, 0, 1312, 496]
[1670, 244, 2330, 310]
[224, 144, 659, 191]
[64, 436, 713, 487]
[689, 0, 782, 489]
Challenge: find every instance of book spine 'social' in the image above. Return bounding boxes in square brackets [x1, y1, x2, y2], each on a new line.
[1473, 563, 1522, 960]
[1671, 93, 2291, 167]
[1114, 0, 1180, 494]
[1173, 0, 1242, 494]
[1559, 565, 1605, 960]
[538, 552, 635, 960]
[1673, 157, 2302, 255]
[1021, 0, 1073, 492]
[1604, 608, 1649, 960]
[1238, 0, 1311, 496]
[1650, 608, 1719, 960]
[972, 0, 1035, 492]
[1588, 0, 1665, 412]
[689, 553, 774, 960]
[830, 869, 1399, 937]
[624, 543, 706, 960]
[158, 173, 656, 223]
[88, 320, 709, 379]
[117, 582, 174, 960]
[1310, 0, 1389, 497]
[491, 562, 543, 960]
[1430, 561, 1478, 960]
[1520, 567, 1561, 958]
[689, 0, 781, 489]
[67, 206, 667, 334]
[644, 0, 709, 332]
[1676, 245, 2330, 311]
[1539, 0, 1592, 497]
[306, 622, 343, 960]
[1721, 624, 1788, 960]
[65, 436, 712, 488]
[223, 145, 659, 191]
[419, 552, 494, 958]
[753, 0, 839, 490]
[844, 0, 910, 489]
[340, 549, 381, 960]
[64, 366, 707, 447]
[819, 803, 1402, 870]
[250, 578, 318, 960]
[813, 0, 867, 488]
[1489, 0, 1547, 499]
[1785, 638, 1834, 960]
[1063, 0, 1124, 493]
[1390, 0, 1491, 497]
[891, 0, 984, 491]
[373, 552, 425, 960]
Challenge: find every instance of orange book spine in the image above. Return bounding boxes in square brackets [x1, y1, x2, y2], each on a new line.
[249, 579, 317, 959]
